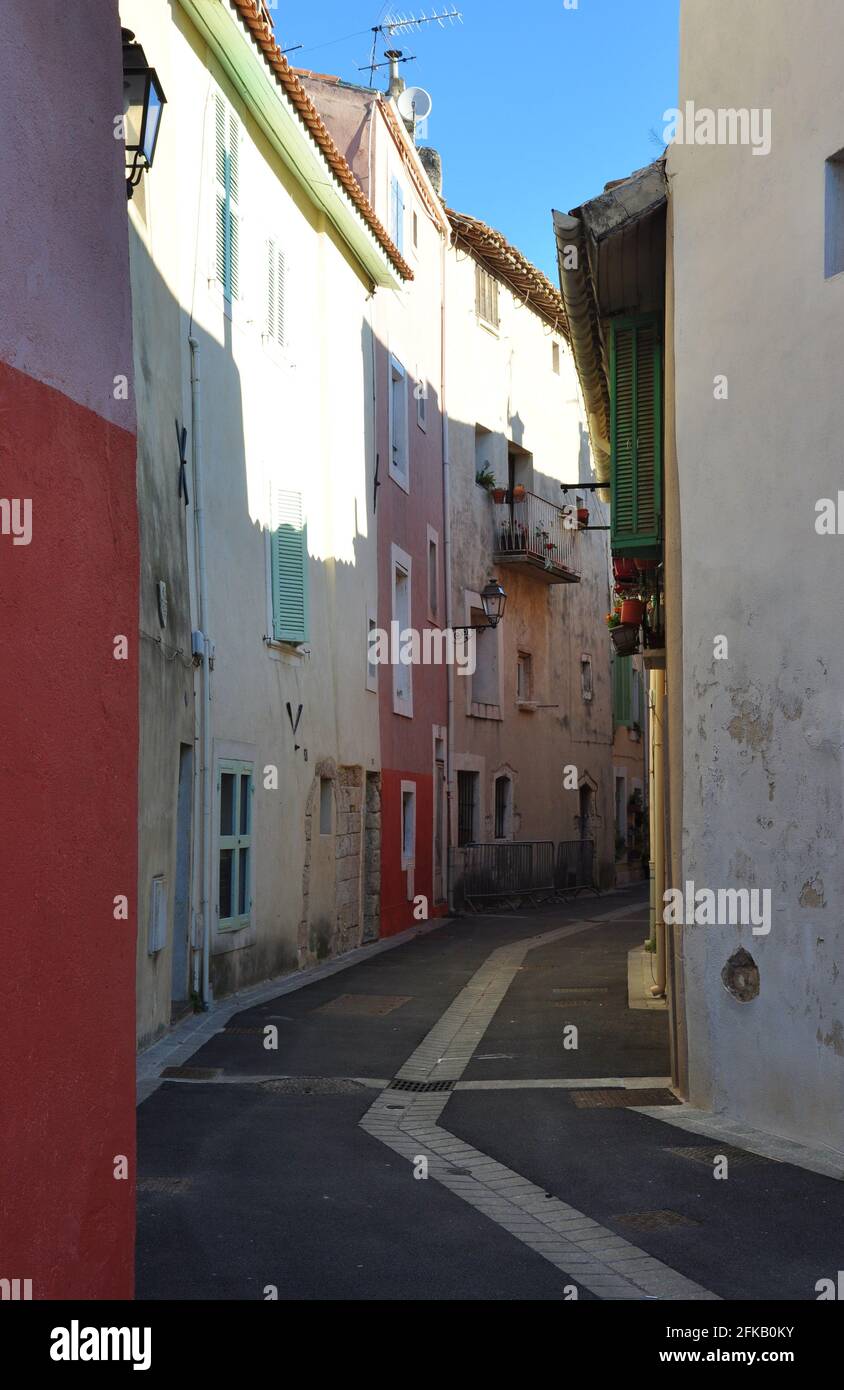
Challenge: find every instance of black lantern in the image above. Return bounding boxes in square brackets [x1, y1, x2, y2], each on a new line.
[480, 578, 507, 629]
[122, 29, 166, 198]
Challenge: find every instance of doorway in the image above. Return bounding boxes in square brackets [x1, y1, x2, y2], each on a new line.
[171, 744, 193, 1015]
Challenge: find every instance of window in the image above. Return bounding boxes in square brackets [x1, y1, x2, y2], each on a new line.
[214, 94, 240, 303]
[552, 341, 560, 374]
[267, 239, 286, 347]
[412, 209, 419, 249]
[612, 651, 632, 725]
[615, 775, 626, 855]
[825, 150, 844, 277]
[581, 655, 593, 702]
[401, 783, 416, 868]
[494, 775, 512, 840]
[470, 603, 500, 710]
[517, 651, 532, 703]
[319, 777, 333, 835]
[366, 604, 378, 693]
[427, 527, 439, 620]
[148, 876, 167, 955]
[390, 175, 405, 254]
[270, 488, 308, 643]
[392, 546, 412, 716]
[475, 263, 500, 328]
[457, 770, 479, 847]
[631, 665, 642, 726]
[218, 761, 253, 930]
[610, 316, 662, 557]
[389, 355, 409, 490]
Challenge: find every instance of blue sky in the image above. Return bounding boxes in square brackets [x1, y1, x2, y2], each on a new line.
[277, 0, 680, 280]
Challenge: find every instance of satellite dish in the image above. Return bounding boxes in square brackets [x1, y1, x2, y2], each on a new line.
[397, 86, 433, 124]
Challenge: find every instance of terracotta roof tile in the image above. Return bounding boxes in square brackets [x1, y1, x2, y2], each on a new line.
[446, 208, 568, 338]
[229, 1, 413, 281]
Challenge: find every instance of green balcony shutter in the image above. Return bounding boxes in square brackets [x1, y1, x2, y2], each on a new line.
[610, 316, 662, 557]
[271, 490, 308, 643]
[612, 652, 632, 726]
[215, 95, 240, 302]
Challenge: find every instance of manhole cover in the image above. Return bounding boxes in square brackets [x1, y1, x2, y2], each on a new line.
[160, 1066, 221, 1080]
[614, 1210, 700, 1232]
[571, 1088, 680, 1108]
[314, 994, 411, 1017]
[389, 1079, 454, 1093]
[260, 1077, 368, 1095]
[137, 1177, 193, 1194]
[666, 1144, 773, 1168]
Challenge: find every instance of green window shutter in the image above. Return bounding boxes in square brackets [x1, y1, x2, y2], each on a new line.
[612, 652, 632, 726]
[271, 489, 308, 643]
[214, 95, 240, 302]
[610, 316, 662, 557]
[267, 240, 286, 346]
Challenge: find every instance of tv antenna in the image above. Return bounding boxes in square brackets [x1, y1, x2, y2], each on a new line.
[367, 8, 463, 85]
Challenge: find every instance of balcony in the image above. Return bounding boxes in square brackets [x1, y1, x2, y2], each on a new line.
[492, 490, 581, 584]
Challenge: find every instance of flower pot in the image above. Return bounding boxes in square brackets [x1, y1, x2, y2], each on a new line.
[610, 624, 640, 656]
[491, 487, 506, 504]
[512, 485, 526, 502]
[577, 507, 589, 528]
[620, 598, 645, 626]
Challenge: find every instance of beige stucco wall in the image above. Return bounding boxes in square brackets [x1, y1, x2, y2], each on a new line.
[128, 0, 383, 1040]
[670, 0, 844, 1148]
[445, 242, 615, 882]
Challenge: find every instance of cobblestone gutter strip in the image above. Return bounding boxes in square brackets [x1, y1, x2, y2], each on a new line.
[361, 906, 720, 1302]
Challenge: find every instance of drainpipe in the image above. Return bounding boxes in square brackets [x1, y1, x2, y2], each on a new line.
[190, 337, 213, 1009]
[650, 669, 667, 998]
[440, 230, 456, 912]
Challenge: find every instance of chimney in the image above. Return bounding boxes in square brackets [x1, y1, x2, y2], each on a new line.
[418, 146, 443, 197]
[385, 49, 405, 101]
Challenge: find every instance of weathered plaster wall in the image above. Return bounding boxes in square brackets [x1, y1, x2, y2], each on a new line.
[127, 0, 382, 1014]
[672, 0, 844, 1148]
[0, 1, 138, 1297]
[445, 242, 615, 882]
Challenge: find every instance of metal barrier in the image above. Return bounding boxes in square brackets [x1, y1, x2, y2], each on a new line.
[555, 839, 597, 895]
[461, 840, 555, 908]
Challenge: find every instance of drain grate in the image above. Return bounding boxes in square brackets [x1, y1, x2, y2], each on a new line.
[614, 1209, 700, 1232]
[314, 994, 411, 1017]
[222, 1026, 267, 1035]
[389, 1078, 454, 1093]
[571, 1088, 680, 1109]
[666, 1143, 773, 1168]
[259, 1076, 368, 1095]
[160, 1066, 221, 1080]
[137, 1176, 193, 1194]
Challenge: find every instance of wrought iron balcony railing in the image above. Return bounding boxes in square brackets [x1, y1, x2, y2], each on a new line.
[492, 490, 580, 583]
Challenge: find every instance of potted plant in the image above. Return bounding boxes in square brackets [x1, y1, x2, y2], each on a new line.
[491, 485, 507, 504]
[512, 483, 526, 502]
[605, 606, 622, 630]
[619, 597, 645, 626]
[610, 624, 640, 656]
[475, 464, 496, 493]
[577, 506, 590, 529]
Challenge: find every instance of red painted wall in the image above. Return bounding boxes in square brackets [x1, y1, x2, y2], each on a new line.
[0, 364, 138, 1298]
[0, 2, 138, 1299]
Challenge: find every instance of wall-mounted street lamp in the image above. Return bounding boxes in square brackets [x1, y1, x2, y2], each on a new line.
[451, 578, 508, 636]
[122, 29, 166, 199]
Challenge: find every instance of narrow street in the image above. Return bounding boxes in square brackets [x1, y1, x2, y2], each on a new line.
[136, 891, 844, 1302]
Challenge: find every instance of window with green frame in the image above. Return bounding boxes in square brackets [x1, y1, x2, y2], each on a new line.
[610, 315, 663, 558]
[218, 760, 253, 930]
[612, 652, 632, 726]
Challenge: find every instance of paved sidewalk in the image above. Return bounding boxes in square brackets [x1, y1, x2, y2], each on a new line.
[136, 889, 844, 1301]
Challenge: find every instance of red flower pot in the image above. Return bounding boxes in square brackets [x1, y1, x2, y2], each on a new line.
[491, 487, 506, 504]
[512, 485, 526, 502]
[577, 507, 589, 528]
[620, 598, 645, 626]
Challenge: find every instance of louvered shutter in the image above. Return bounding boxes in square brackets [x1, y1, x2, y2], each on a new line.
[612, 652, 632, 725]
[610, 316, 662, 557]
[271, 490, 308, 643]
[214, 95, 240, 301]
[268, 240, 286, 346]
